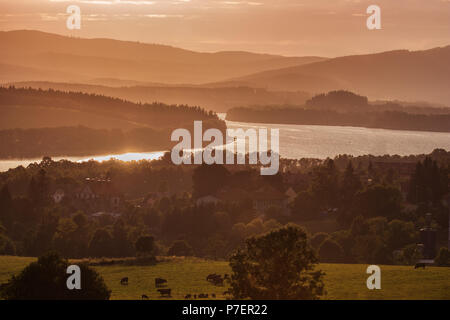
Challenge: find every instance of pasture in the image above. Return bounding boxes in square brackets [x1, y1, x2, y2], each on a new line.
[0, 256, 449, 300]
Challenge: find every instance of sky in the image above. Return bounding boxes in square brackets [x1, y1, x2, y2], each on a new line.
[1, 0, 449, 57]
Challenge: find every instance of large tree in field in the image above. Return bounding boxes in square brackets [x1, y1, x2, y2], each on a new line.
[0, 252, 110, 300]
[229, 224, 325, 300]
[135, 235, 156, 257]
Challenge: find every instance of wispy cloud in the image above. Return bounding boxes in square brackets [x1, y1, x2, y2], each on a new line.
[144, 14, 184, 18]
[49, 0, 156, 5]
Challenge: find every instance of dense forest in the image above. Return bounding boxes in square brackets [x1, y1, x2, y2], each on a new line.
[0, 149, 448, 266]
[0, 86, 222, 129]
[0, 87, 226, 158]
[10, 81, 312, 113]
[226, 91, 450, 132]
[0, 126, 171, 158]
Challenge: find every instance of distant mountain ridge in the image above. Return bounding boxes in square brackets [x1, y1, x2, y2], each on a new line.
[0, 30, 326, 85]
[222, 46, 450, 106]
[2, 30, 449, 106]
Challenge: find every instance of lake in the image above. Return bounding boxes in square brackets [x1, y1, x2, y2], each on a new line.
[1, 119, 449, 172]
[225, 119, 450, 159]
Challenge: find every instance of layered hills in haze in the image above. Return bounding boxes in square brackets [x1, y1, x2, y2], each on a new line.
[8, 81, 311, 113]
[0, 30, 325, 85]
[2, 30, 450, 107]
[224, 47, 450, 106]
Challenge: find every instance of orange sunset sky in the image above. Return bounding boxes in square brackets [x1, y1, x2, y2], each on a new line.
[0, 0, 449, 56]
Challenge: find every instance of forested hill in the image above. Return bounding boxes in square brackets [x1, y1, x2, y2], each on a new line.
[0, 87, 226, 159]
[226, 91, 450, 133]
[227, 107, 450, 132]
[9, 81, 312, 113]
[0, 86, 222, 130]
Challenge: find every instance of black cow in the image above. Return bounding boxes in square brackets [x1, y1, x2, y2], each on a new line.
[212, 277, 224, 286]
[414, 263, 426, 269]
[141, 294, 149, 300]
[184, 294, 192, 299]
[155, 278, 168, 287]
[206, 274, 218, 281]
[207, 274, 224, 286]
[157, 288, 171, 297]
[120, 277, 128, 285]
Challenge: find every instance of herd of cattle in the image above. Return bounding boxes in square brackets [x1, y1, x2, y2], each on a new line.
[119, 273, 231, 300]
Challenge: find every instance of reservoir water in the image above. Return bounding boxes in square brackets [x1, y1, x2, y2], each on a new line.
[1, 118, 449, 172]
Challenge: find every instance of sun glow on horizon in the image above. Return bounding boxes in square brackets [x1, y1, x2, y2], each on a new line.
[0, 0, 449, 56]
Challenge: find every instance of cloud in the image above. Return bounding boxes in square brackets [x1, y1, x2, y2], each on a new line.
[144, 14, 184, 18]
[49, 0, 156, 5]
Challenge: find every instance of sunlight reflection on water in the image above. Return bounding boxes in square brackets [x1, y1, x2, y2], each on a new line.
[1, 116, 449, 172]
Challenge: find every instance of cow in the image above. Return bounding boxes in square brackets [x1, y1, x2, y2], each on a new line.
[198, 293, 208, 299]
[212, 277, 224, 286]
[155, 278, 168, 287]
[157, 288, 171, 297]
[414, 263, 426, 269]
[206, 273, 218, 281]
[193, 294, 197, 299]
[184, 294, 192, 299]
[141, 294, 149, 300]
[120, 277, 128, 285]
[207, 274, 224, 286]
[211, 293, 216, 298]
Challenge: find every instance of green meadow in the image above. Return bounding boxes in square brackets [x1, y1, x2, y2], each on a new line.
[0, 255, 449, 300]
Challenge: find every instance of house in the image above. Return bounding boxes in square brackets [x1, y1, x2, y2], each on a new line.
[75, 184, 96, 200]
[252, 186, 288, 213]
[196, 195, 220, 206]
[74, 178, 122, 211]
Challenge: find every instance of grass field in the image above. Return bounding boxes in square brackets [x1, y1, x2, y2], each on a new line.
[1, 255, 449, 300]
